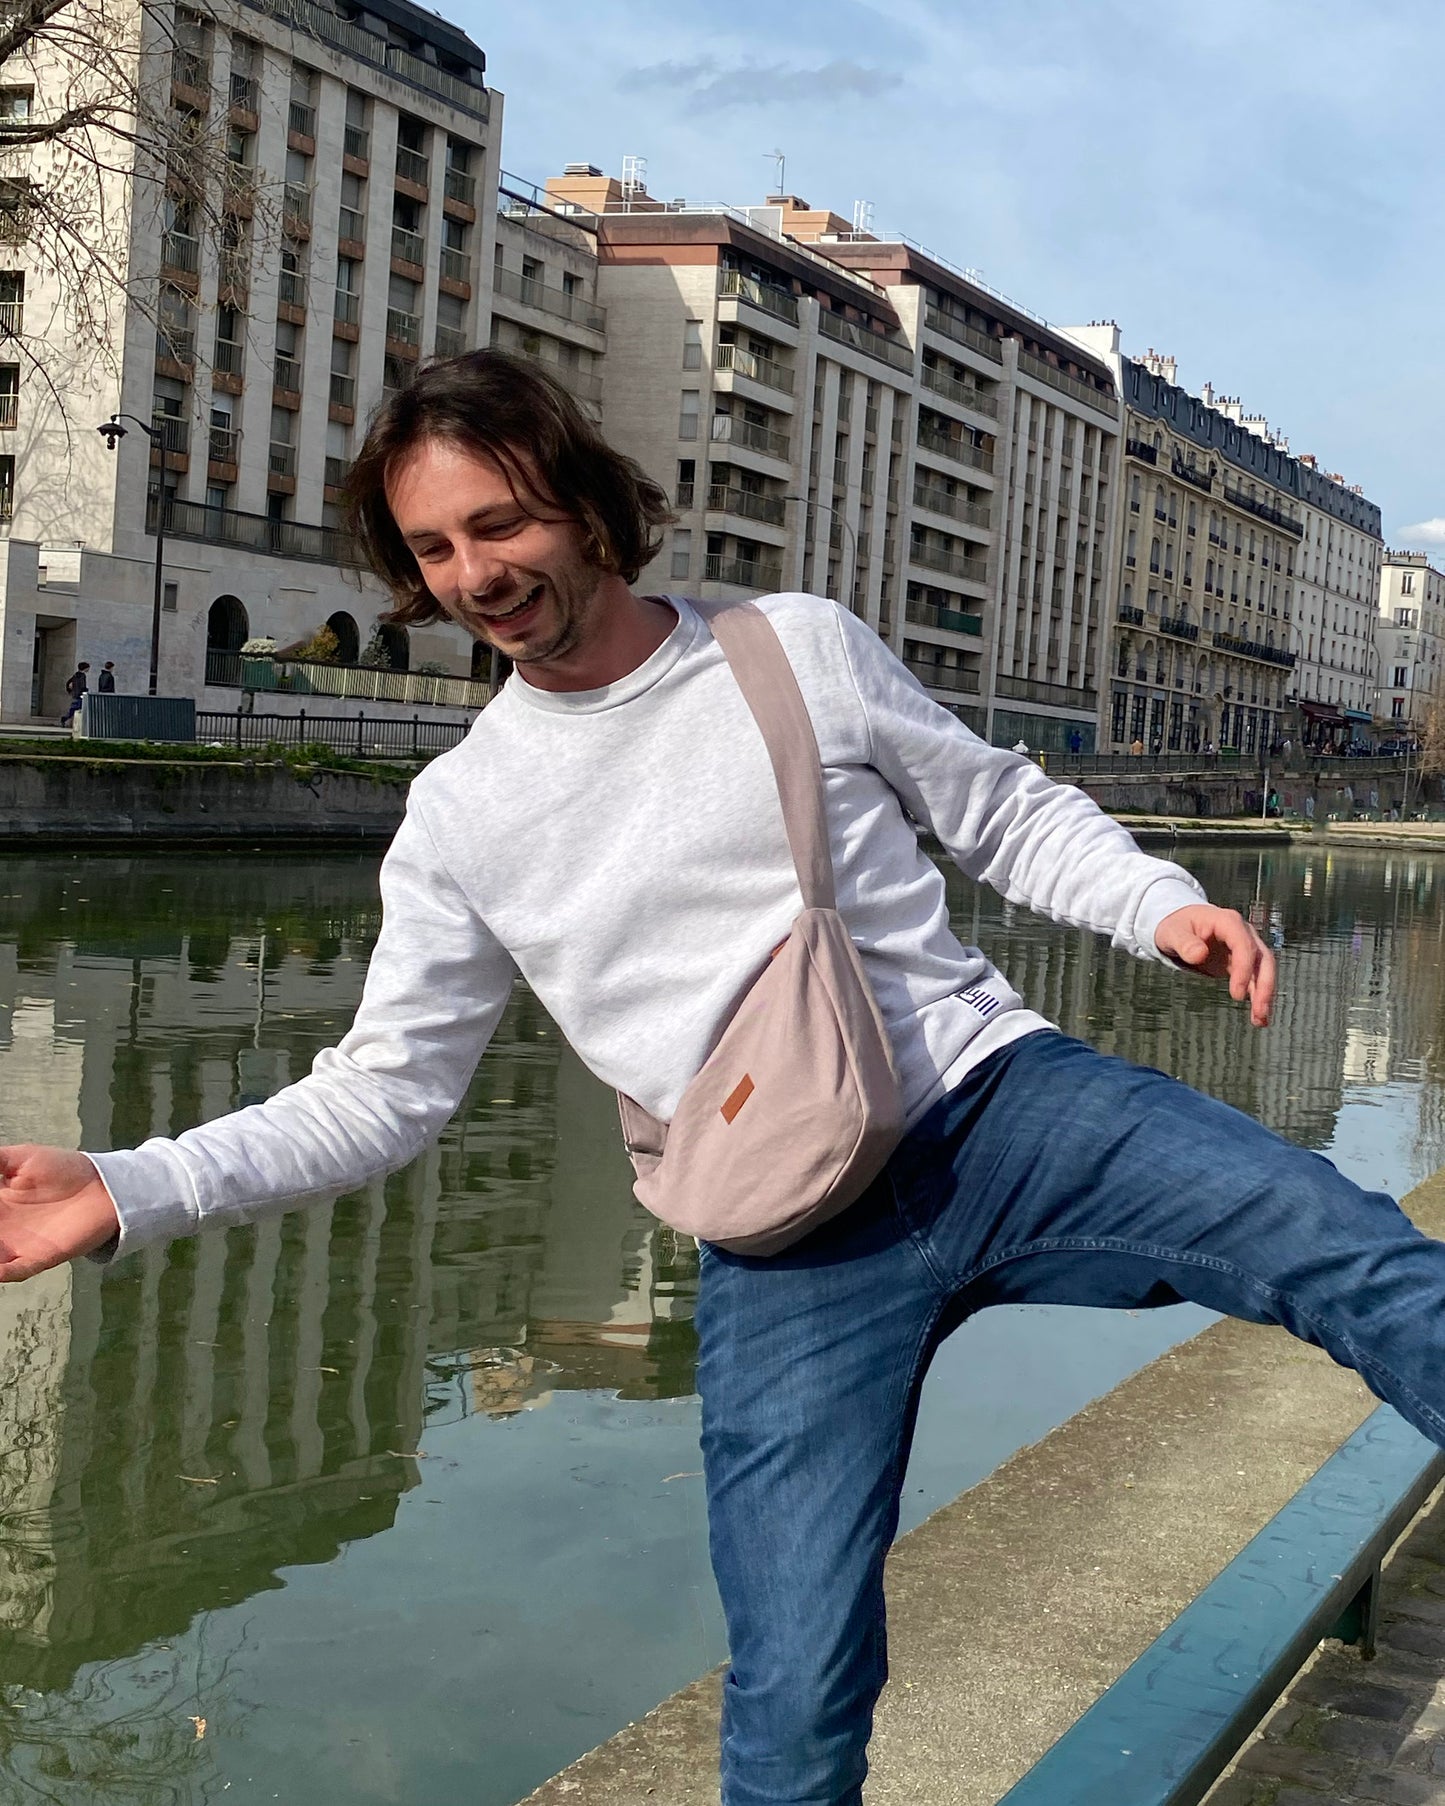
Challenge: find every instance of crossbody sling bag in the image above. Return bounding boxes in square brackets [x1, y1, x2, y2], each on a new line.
[616, 598, 905, 1255]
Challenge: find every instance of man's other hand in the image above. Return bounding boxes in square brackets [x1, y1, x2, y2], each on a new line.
[1155, 904, 1276, 1028]
[0, 1146, 120, 1281]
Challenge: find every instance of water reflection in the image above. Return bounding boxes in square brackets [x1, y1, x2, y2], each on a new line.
[0, 844, 1442, 1800]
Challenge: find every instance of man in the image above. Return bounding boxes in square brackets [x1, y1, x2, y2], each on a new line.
[96, 661, 116, 693]
[3, 352, 1444, 1806]
[60, 660, 89, 725]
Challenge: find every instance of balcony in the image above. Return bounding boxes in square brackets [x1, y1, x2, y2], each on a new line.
[161, 231, 199, 275]
[1222, 485, 1304, 537]
[909, 541, 988, 586]
[434, 323, 467, 358]
[278, 268, 307, 311]
[916, 426, 993, 474]
[391, 224, 424, 267]
[904, 658, 981, 695]
[0, 392, 16, 430]
[995, 673, 1097, 710]
[218, 251, 249, 301]
[1211, 631, 1297, 667]
[1124, 436, 1158, 465]
[344, 123, 369, 162]
[904, 600, 983, 637]
[229, 72, 258, 114]
[155, 326, 194, 368]
[817, 307, 913, 372]
[921, 365, 999, 418]
[0, 299, 20, 336]
[206, 647, 487, 711]
[705, 484, 786, 527]
[1017, 350, 1115, 415]
[386, 306, 421, 349]
[444, 166, 476, 208]
[288, 100, 316, 139]
[330, 372, 356, 410]
[283, 183, 312, 231]
[150, 414, 189, 455]
[338, 205, 366, 246]
[719, 269, 799, 325]
[273, 353, 302, 394]
[1117, 603, 1145, 626]
[1172, 456, 1214, 494]
[922, 304, 1004, 363]
[710, 414, 791, 462]
[171, 45, 208, 91]
[209, 423, 239, 463]
[704, 553, 784, 590]
[334, 288, 360, 327]
[324, 455, 350, 489]
[396, 145, 429, 189]
[268, 440, 296, 479]
[153, 493, 364, 567]
[382, 44, 487, 118]
[716, 342, 794, 394]
[912, 482, 990, 530]
[439, 245, 470, 286]
[491, 265, 606, 332]
[1158, 615, 1200, 641]
[214, 336, 244, 377]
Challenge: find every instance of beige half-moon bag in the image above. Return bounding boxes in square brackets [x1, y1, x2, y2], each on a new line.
[617, 599, 905, 1255]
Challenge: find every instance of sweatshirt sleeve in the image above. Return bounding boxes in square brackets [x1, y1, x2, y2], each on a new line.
[833, 608, 1206, 960]
[87, 798, 516, 1259]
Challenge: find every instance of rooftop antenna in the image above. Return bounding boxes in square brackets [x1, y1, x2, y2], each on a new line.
[765, 147, 785, 195]
[851, 198, 874, 237]
[620, 154, 647, 200]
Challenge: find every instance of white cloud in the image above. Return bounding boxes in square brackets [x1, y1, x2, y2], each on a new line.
[621, 56, 901, 111]
[1396, 520, 1445, 548]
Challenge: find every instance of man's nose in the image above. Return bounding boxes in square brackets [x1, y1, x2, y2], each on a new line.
[454, 540, 507, 598]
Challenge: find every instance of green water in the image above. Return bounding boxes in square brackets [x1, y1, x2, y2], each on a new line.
[0, 843, 1441, 1803]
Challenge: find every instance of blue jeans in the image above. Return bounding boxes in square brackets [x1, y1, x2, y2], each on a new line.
[695, 1030, 1445, 1806]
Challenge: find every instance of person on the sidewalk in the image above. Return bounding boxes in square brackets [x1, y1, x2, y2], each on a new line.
[96, 662, 116, 694]
[4, 351, 1445, 1806]
[60, 661, 89, 725]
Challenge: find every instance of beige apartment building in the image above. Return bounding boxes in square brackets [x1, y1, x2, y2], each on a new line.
[0, 0, 500, 725]
[1374, 551, 1445, 736]
[543, 168, 1121, 752]
[1093, 351, 1380, 755]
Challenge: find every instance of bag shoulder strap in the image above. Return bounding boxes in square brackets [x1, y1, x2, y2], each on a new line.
[689, 597, 835, 913]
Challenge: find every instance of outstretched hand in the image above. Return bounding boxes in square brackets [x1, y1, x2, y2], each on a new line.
[1155, 904, 1276, 1028]
[0, 1146, 121, 1283]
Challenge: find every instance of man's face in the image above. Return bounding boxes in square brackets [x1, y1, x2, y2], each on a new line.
[386, 436, 605, 670]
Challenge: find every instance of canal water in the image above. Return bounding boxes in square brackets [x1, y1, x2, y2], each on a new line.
[0, 842, 1441, 1804]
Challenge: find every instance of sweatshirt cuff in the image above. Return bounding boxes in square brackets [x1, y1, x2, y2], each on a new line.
[1134, 875, 1209, 964]
[85, 1143, 202, 1262]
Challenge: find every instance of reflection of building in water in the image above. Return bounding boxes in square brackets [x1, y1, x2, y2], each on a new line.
[0, 854, 700, 1685]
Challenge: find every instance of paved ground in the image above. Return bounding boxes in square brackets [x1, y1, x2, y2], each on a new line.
[522, 1174, 1445, 1805]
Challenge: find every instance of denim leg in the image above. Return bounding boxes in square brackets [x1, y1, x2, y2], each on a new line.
[696, 1186, 943, 1806]
[896, 1031, 1445, 1450]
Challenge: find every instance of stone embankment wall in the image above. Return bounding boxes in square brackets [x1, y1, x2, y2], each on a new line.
[1070, 763, 1414, 820]
[0, 756, 408, 843]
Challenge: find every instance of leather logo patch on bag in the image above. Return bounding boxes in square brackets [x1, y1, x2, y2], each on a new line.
[720, 1074, 755, 1123]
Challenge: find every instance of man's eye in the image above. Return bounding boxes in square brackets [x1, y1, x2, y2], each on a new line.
[480, 516, 525, 539]
[414, 542, 449, 562]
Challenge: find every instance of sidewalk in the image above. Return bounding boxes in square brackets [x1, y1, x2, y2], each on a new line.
[522, 1172, 1445, 1805]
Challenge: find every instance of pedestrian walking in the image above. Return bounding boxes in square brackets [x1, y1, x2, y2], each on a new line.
[5, 350, 1445, 1806]
[96, 662, 116, 693]
[1129, 735, 1144, 756]
[60, 662, 89, 725]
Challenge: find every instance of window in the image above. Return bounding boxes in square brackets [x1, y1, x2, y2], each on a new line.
[1402, 571, 1415, 594]
[1394, 666, 1409, 687]
[1392, 698, 1405, 718]
[676, 457, 695, 505]
[163, 581, 179, 613]
[679, 389, 700, 441]
[683, 319, 702, 371]
[671, 528, 692, 580]
[0, 87, 34, 122]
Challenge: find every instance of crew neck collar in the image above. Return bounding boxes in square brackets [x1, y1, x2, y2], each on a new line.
[503, 595, 701, 714]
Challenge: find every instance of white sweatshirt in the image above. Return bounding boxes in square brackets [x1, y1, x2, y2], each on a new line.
[90, 593, 1206, 1257]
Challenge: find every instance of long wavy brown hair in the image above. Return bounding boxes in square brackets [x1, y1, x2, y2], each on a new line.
[345, 349, 672, 626]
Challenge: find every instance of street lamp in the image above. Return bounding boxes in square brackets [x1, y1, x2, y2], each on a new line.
[781, 494, 857, 597]
[97, 411, 167, 697]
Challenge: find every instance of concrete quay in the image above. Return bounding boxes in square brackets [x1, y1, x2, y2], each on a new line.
[521, 1172, 1445, 1806]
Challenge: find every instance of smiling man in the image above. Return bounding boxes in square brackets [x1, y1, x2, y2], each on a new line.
[3, 350, 1445, 1806]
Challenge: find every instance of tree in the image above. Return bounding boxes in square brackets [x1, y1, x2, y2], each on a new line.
[0, 0, 246, 411]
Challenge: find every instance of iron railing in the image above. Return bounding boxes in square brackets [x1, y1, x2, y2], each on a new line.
[716, 342, 794, 394]
[491, 266, 606, 331]
[704, 554, 783, 590]
[705, 485, 786, 526]
[444, 166, 476, 206]
[391, 224, 424, 266]
[199, 707, 474, 758]
[152, 494, 363, 566]
[923, 305, 1003, 362]
[719, 270, 799, 325]
[204, 651, 489, 713]
[921, 365, 1000, 417]
[916, 427, 993, 474]
[817, 307, 913, 371]
[710, 414, 790, 460]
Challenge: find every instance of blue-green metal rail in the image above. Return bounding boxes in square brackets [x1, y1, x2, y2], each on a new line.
[997, 1405, 1445, 1806]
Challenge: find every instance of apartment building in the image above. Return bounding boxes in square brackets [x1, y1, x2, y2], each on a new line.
[491, 171, 607, 420]
[543, 169, 1119, 751]
[1096, 351, 1379, 756]
[1290, 454, 1382, 741]
[0, 0, 500, 724]
[1374, 551, 1445, 735]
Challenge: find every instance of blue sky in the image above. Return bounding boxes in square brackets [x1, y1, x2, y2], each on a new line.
[455, 0, 1444, 548]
